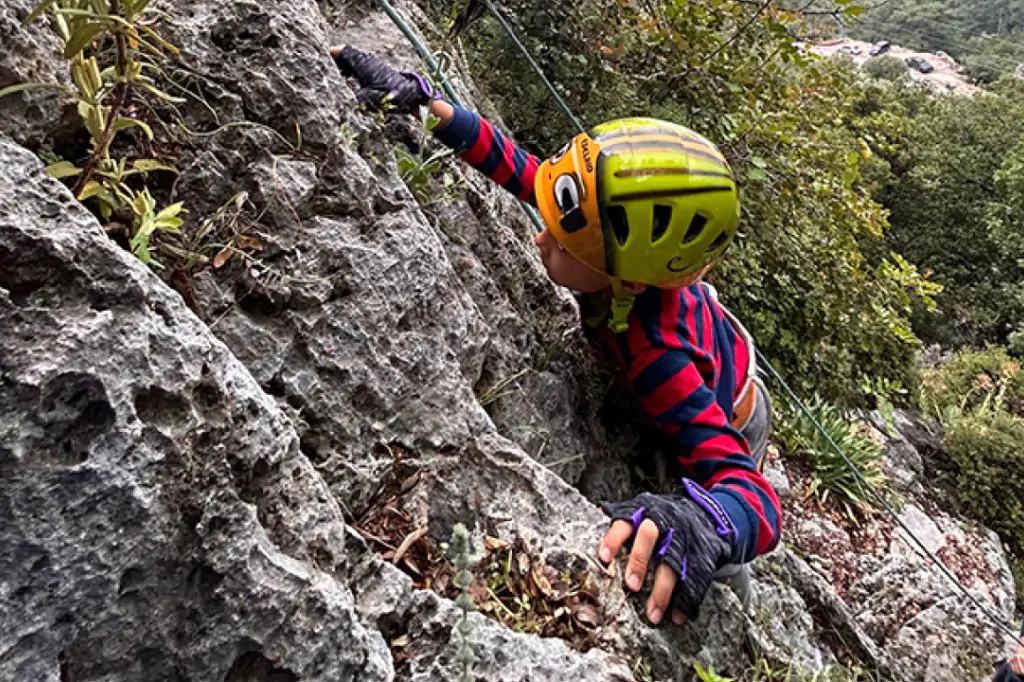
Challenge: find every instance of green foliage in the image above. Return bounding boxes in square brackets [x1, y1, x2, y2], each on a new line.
[20, 0, 185, 268]
[776, 397, 885, 518]
[862, 56, 908, 82]
[440, 0, 940, 407]
[449, 523, 477, 682]
[943, 409, 1024, 557]
[868, 79, 1024, 347]
[129, 188, 184, 267]
[694, 663, 734, 682]
[1013, 557, 1024, 610]
[921, 346, 1024, 421]
[396, 110, 463, 210]
[922, 346, 1024, 607]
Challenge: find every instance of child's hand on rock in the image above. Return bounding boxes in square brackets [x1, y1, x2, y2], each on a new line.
[597, 482, 737, 626]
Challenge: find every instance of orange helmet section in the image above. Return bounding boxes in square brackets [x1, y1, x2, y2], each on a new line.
[533, 134, 607, 276]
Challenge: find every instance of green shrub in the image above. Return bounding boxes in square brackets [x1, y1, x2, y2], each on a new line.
[863, 56, 909, 82]
[776, 397, 885, 519]
[944, 409, 1024, 558]
[921, 346, 1024, 421]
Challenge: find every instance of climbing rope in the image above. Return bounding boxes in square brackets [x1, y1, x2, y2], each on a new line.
[758, 351, 1021, 642]
[372, 0, 1021, 644]
[370, 0, 548, 234]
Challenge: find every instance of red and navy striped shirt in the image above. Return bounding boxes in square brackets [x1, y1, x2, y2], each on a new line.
[435, 105, 781, 562]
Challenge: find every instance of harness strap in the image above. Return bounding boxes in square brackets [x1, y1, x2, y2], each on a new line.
[701, 283, 758, 430]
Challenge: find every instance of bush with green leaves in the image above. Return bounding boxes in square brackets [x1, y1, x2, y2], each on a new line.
[921, 345, 1024, 606]
[775, 397, 885, 519]
[1, 0, 186, 268]
[870, 78, 1024, 347]
[430, 0, 939, 407]
[944, 410, 1024, 562]
[921, 346, 1024, 421]
[862, 56, 909, 82]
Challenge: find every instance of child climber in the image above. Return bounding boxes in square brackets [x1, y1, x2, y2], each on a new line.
[332, 46, 781, 627]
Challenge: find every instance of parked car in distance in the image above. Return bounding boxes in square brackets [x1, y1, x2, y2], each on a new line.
[905, 56, 934, 73]
[869, 40, 891, 56]
[836, 44, 862, 55]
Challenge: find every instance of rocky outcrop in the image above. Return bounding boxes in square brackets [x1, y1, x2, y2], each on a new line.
[786, 409, 1019, 682]
[0, 135, 391, 681]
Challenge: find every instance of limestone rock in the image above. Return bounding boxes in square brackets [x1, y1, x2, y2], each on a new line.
[892, 504, 946, 555]
[0, 135, 391, 682]
[1, 0, 1018, 680]
[0, 0, 76, 148]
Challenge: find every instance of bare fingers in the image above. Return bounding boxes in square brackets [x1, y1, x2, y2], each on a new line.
[598, 519, 686, 627]
[598, 519, 634, 565]
[646, 563, 677, 624]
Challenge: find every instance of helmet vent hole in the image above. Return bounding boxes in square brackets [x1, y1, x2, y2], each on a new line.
[651, 205, 672, 243]
[683, 214, 708, 244]
[607, 205, 630, 246]
[705, 229, 729, 253]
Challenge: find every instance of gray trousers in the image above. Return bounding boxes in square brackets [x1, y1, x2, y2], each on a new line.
[712, 374, 772, 608]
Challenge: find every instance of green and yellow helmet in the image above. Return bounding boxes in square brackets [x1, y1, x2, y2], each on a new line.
[534, 118, 740, 290]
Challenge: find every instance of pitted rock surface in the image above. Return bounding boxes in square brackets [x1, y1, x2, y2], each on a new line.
[0, 0, 1018, 680]
[0, 0, 76, 148]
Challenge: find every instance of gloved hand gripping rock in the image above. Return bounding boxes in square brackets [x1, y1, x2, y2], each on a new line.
[332, 45, 440, 114]
[601, 479, 736, 619]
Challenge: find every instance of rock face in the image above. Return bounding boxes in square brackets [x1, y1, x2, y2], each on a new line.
[0, 0, 1018, 681]
[0, 0, 76, 148]
[0, 136, 391, 681]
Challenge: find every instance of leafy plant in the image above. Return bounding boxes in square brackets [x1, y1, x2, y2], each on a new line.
[778, 397, 885, 518]
[919, 346, 1024, 609]
[921, 346, 1024, 423]
[943, 410, 1024, 572]
[14, 0, 185, 264]
[694, 662, 734, 682]
[862, 56, 908, 82]
[632, 657, 655, 682]
[396, 109, 463, 209]
[129, 187, 183, 267]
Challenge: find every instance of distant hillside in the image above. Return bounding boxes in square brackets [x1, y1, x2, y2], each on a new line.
[795, 0, 1024, 82]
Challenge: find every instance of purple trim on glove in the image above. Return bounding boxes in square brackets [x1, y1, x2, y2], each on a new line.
[680, 555, 689, 581]
[401, 71, 441, 101]
[630, 507, 645, 533]
[683, 479, 735, 540]
[656, 528, 674, 557]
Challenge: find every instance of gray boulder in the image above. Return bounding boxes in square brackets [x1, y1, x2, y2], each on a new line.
[0, 134, 391, 682]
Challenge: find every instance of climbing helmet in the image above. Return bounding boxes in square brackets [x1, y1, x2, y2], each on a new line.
[533, 118, 740, 288]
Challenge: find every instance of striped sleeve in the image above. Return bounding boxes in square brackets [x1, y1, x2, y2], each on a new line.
[433, 104, 540, 205]
[625, 345, 782, 563]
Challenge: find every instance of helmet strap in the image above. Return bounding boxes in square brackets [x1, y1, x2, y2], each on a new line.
[608, 278, 634, 334]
